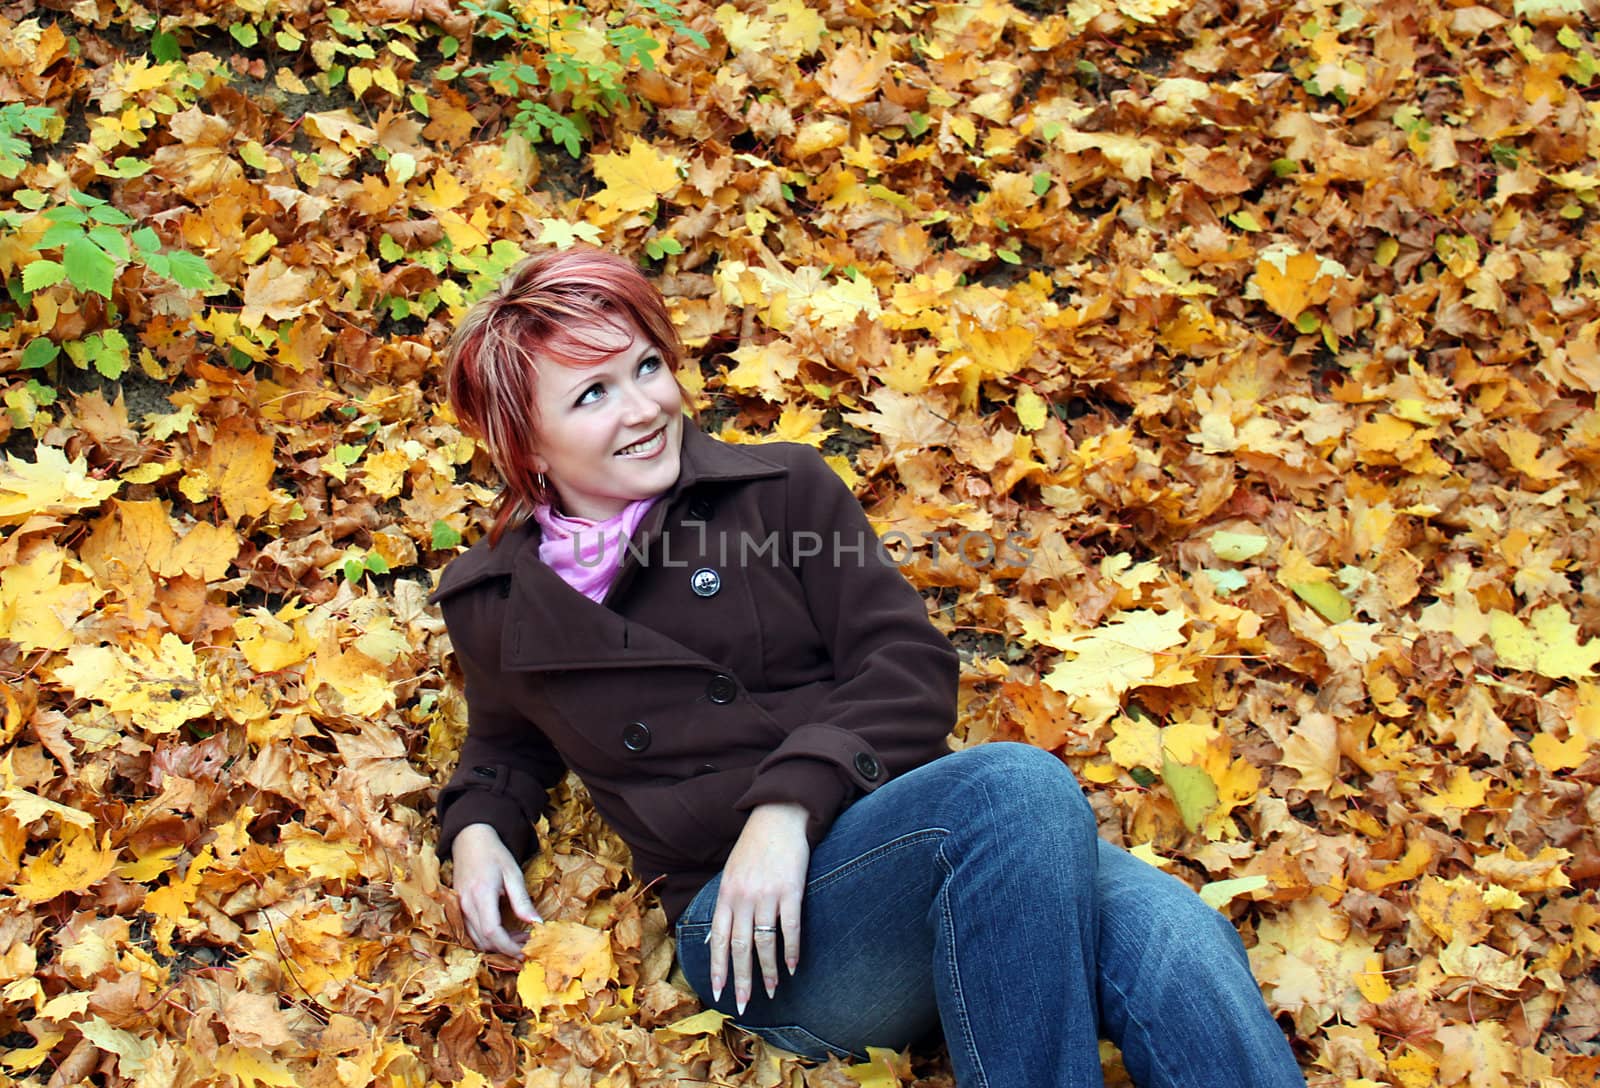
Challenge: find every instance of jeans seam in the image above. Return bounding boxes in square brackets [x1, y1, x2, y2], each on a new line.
[935, 840, 987, 1088]
[804, 827, 950, 895]
[1100, 954, 1181, 1088]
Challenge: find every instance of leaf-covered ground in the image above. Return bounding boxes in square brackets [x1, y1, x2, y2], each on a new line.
[1, 0, 1599, 1084]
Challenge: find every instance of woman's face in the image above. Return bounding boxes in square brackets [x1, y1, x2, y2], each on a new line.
[530, 317, 683, 521]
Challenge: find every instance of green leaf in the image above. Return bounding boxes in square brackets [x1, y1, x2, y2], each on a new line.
[1161, 752, 1219, 833]
[230, 23, 260, 47]
[1204, 568, 1249, 593]
[1031, 172, 1051, 197]
[165, 251, 216, 291]
[25, 378, 57, 405]
[1198, 874, 1269, 909]
[63, 235, 118, 298]
[343, 558, 365, 584]
[88, 204, 132, 227]
[334, 443, 364, 465]
[1291, 580, 1353, 623]
[431, 520, 462, 549]
[14, 189, 47, 211]
[439, 35, 460, 58]
[132, 226, 161, 254]
[1209, 531, 1268, 562]
[151, 31, 181, 62]
[43, 203, 87, 227]
[906, 112, 930, 138]
[110, 157, 152, 178]
[364, 553, 390, 574]
[22, 259, 65, 292]
[1294, 312, 1321, 334]
[379, 234, 405, 262]
[87, 224, 130, 261]
[20, 337, 59, 369]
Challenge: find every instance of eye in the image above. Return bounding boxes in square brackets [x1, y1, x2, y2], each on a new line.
[575, 381, 605, 407]
[638, 354, 663, 376]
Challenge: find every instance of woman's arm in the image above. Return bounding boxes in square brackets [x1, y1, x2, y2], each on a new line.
[714, 445, 961, 1009]
[438, 624, 568, 955]
[732, 445, 960, 837]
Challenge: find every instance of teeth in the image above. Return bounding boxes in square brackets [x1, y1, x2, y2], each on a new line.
[618, 430, 662, 456]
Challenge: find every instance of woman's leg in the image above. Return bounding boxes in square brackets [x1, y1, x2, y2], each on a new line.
[1093, 841, 1305, 1087]
[676, 743, 1106, 1088]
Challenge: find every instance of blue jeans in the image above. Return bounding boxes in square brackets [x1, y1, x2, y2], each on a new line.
[675, 744, 1304, 1088]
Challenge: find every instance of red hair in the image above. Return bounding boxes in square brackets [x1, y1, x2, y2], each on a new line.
[444, 247, 685, 543]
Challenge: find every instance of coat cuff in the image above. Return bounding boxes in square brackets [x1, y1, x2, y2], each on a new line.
[734, 723, 889, 844]
[437, 779, 538, 862]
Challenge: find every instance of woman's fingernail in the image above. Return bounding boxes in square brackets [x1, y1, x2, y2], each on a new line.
[712, 981, 723, 1001]
[737, 994, 748, 1015]
[765, 979, 776, 999]
[787, 959, 797, 976]
[703, 930, 711, 945]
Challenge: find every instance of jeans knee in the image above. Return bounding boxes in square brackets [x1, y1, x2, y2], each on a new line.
[943, 742, 1094, 834]
[1144, 887, 1249, 970]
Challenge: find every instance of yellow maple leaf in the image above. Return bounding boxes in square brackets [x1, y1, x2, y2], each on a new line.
[819, 42, 887, 105]
[1489, 604, 1600, 680]
[1474, 845, 1572, 893]
[213, 1049, 301, 1088]
[0, 545, 98, 652]
[0, 446, 120, 525]
[198, 418, 279, 523]
[723, 341, 801, 401]
[1041, 609, 1188, 701]
[13, 826, 118, 902]
[714, 4, 772, 52]
[282, 825, 361, 883]
[1252, 897, 1378, 1031]
[1249, 246, 1343, 321]
[517, 921, 615, 1013]
[592, 141, 682, 216]
[770, 0, 826, 52]
[239, 257, 315, 328]
[54, 634, 211, 736]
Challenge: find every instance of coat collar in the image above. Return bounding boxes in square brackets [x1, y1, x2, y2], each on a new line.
[431, 426, 788, 670]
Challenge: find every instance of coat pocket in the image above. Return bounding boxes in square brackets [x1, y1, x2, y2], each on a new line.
[625, 769, 752, 868]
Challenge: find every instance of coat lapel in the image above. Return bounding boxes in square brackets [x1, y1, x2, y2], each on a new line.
[494, 425, 789, 673]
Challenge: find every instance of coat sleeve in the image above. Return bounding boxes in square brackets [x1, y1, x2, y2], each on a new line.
[733, 447, 958, 844]
[436, 607, 568, 863]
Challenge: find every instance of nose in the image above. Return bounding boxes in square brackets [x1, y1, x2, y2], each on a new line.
[616, 378, 656, 423]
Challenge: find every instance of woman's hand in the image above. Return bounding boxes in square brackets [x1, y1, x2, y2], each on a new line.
[709, 802, 810, 1014]
[450, 822, 542, 956]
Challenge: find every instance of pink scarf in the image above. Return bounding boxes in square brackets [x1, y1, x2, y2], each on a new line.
[533, 497, 660, 603]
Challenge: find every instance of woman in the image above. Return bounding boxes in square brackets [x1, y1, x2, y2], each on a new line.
[431, 246, 1305, 1087]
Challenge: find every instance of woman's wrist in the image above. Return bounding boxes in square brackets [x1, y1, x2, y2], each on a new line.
[746, 802, 808, 829]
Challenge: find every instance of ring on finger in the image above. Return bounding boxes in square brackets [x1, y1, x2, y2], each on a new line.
[753, 925, 778, 935]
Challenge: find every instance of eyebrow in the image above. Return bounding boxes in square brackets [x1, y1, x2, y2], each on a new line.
[556, 341, 659, 400]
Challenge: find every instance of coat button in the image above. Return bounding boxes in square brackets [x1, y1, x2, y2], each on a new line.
[688, 499, 714, 520]
[853, 752, 882, 781]
[690, 568, 721, 597]
[707, 674, 737, 704]
[472, 765, 496, 779]
[622, 722, 652, 752]
[697, 762, 719, 775]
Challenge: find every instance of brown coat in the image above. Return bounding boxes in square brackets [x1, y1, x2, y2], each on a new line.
[431, 426, 958, 922]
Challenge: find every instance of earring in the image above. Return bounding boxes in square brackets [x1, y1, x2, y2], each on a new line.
[536, 471, 547, 492]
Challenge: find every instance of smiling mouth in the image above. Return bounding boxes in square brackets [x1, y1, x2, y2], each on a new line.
[615, 428, 665, 457]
